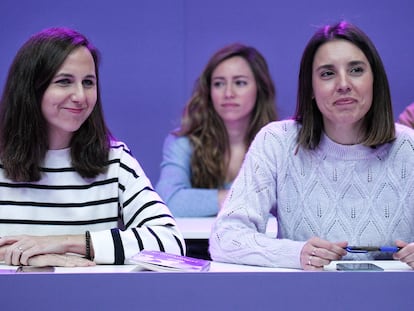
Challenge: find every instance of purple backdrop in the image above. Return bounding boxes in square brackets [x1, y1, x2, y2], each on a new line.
[1, 0, 413, 183]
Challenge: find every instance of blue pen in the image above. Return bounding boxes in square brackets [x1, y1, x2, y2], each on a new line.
[345, 246, 401, 253]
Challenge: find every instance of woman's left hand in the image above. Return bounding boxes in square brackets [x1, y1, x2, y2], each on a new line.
[393, 240, 414, 269]
[300, 237, 348, 271]
[0, 235, 75, 266]
[27, 254, 95, 267]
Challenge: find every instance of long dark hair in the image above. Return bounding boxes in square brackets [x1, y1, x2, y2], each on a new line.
[176, 43, 277, 188]
[294, 21, 395, 149]
[0, 27, 112, 182]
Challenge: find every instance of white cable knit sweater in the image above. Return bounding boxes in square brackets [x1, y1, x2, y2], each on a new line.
[209, 120, 414, 269]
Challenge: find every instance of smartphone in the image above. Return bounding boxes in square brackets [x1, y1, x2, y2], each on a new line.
[336, 263, 383, 271]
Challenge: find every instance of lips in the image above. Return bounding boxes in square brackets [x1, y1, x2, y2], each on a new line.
[334, 97, 356, 105]
[221, 103, 239, 107]
[65, 108, 84, 114]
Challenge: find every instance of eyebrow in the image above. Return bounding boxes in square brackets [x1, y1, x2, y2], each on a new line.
[54, 73, 97, 80]
[315, 60, 368, 71]
[212, 75, 250, 80]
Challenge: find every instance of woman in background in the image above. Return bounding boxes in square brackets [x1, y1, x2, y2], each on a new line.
[156, 43, 277, 217]
[0, 27, 184, 267]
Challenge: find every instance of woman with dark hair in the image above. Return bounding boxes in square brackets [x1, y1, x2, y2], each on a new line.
[156, 43, 277, 217]
[210, 21, 414, 270]
[0, 27, 184, 267]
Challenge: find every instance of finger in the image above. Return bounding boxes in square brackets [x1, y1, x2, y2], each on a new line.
[307, 254, 331, 268]
[319, 247, 347, 261]
[0, 236, 24, 246]
[9, 245, 25, 266]
[310, 242, 347, 261]
[395, 252, 414, 266]
[393, 241, 410, 260]
[309, 237, 347, 256]
[66, 256, 95, 267]
[28, 254, 95, 267]
[19, 244, 41, 266]
[395, 240, 408, 248]
[0, 245, 7, 260]
[20, 249, 33, 266]
[0, 237, 16, 247]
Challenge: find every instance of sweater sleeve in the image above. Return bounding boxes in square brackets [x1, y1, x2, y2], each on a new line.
[91, 145, 186, 264]
[209, 123, 305, 269]
[155, 134, 220, 217]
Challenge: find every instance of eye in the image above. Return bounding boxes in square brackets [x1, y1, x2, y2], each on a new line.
[212, 80, 225, 88]
[320, 70, 334, 79]
[82, 79, 96, 88]
[235, 80, 248, 87]
[54, 78, 72, 86]
[350, 66, 364, 75]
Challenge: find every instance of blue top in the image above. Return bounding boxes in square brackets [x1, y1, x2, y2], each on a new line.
[156, 134, 231, 217]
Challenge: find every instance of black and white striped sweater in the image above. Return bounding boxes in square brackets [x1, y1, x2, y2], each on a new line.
[0, 141, 185, 264]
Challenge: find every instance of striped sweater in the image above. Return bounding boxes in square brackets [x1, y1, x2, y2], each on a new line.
[0, 141, 185, 264]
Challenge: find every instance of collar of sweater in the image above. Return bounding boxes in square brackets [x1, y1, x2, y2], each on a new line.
[315, 132, 389, 161]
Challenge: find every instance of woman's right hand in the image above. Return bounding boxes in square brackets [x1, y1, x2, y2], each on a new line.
[300, 237, 348, 271]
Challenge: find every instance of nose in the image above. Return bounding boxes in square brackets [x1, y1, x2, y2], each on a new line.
[337, 72, 351, 94]
[224, 84, 235, 98]
[70, 84, 86, 103]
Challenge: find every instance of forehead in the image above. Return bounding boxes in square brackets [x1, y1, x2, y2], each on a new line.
[57, 46, 96, 74]
[313, 39, 369, 67]
[212, 56, 253, 77]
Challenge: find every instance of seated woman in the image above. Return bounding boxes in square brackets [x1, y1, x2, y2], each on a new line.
[210, 21, 414, 270]
[156, 43, 278, 217]
[0, 27, 185, 267]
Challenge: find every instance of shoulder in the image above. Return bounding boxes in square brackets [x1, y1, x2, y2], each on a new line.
[109, 140, 133, 156]
[394, 123, 414, 145]
[387, 123, 414, 156]
[255, 119, 299, 143]
[164, 132, 190, 145]
[248, 119, 299, 159]
[395, 122, 414, 139]
[163, 133, 192, 153]
[108, 140, 139, 166]
[108, 139, 146, 176]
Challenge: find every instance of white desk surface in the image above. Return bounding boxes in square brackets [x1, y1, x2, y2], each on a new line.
[0, 260, 411, 274]
[175, 216, 277, 239]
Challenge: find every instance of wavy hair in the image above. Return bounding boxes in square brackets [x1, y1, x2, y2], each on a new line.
[176, 43, 277, 188]
[294, 21, 395, 149]
[0, 27, 112, 182]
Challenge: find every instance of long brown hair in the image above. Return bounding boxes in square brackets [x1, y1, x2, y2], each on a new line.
[176, 43, 277, 188]
[0, 27, 112, 182]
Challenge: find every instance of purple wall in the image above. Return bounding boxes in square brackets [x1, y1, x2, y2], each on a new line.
[1, 0, 413, 183]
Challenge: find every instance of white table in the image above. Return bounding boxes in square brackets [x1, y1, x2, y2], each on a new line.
[0, 259, 410, 273]
[175, 216, 277, 239]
